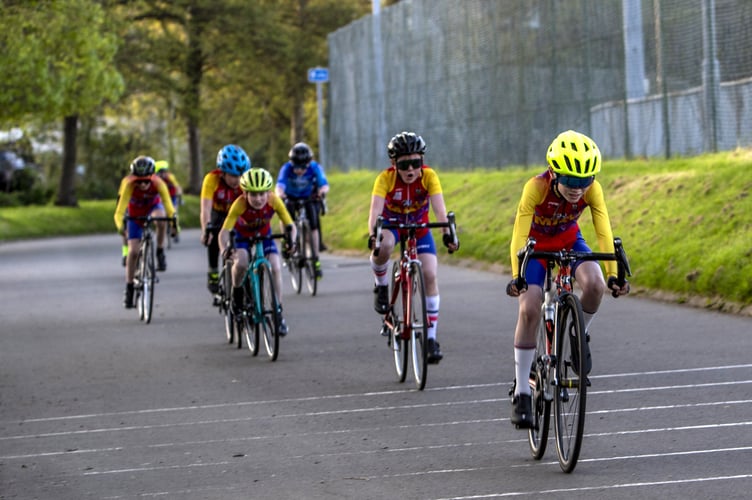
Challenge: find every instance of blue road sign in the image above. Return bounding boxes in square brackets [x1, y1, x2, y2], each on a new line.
[308, 67, 329, 83]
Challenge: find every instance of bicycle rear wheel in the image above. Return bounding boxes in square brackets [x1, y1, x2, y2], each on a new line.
[257, 262, 280, 361]
[408, 261, 428, 390]
[141, 238, 155, 324]
[553, 292, 587, 473]
[301, 221, 317, 296]
[390, 262, 408, 383]
[528, 309, 552, 460]
[220, 261, 235, 344]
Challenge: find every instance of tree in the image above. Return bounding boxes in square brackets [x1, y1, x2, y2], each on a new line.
[0, 0, 124, 206]
[113, 0, 282, 193]
[271, 0, 371, 146]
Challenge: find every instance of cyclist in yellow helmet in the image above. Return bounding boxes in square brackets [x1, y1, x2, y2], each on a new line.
[218, 168, 296, 336]
[505, 130, 630, 429]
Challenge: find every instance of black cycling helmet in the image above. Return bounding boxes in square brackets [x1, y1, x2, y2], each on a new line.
[130, 155, 156, 176]
[387, 131, 426, 159]
[289, 142, 313, 165]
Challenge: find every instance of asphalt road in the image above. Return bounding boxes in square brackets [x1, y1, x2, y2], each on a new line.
[1, 231, 751, 499]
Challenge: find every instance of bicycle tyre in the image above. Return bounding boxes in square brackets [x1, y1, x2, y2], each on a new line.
[301, 220, 317, 296]
[134, 248, 144, 321]
[553, 292, 587, 473]
[221, 261, 235, 344]
[241, 265, 260, 356]
[257, 262, 280, 361]
[390, 261, 408, 383]
[142, 237, 155, 324]
[528, 308, 552, 460]
[409, 261, 429, 390]
[287, 226, 303, 294]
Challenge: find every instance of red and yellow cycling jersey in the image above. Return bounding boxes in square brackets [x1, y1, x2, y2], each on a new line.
[157, 171, 181, 198]
[200, 169, 243, 214]
[510, 170, 616, 279]
[222, 192, 293, 239]
[113, 175, 175, 231]
[372, 165, 442, 238]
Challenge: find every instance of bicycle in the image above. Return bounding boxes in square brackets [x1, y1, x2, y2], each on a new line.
[227, 231, 289, 361]
[372, 212, 458, 390]
[125, 215, 175, 324]
[514, 236, 631, 472]
[283, 197, 321, 296]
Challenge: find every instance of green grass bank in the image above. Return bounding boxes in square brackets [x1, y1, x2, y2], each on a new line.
[1, 149, 750, 313]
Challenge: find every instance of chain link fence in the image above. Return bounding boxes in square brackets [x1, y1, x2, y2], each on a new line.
[326, 0, 752, 170]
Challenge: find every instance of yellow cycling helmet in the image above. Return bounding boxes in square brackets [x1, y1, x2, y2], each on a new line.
[154, 160, 169, 172]
[240, 168, 273, 192]
[546, 130, 601, 177]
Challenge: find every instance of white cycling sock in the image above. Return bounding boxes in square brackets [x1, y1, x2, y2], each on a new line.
[426, 295, 439, 340]
[583, 311, 595, 332]
[371, 260, 389, 286]
[514, 347, 536, 396]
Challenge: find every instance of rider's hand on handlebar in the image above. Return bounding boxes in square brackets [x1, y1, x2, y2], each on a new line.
[442, 233, 460, 253]
[367, 233, 382, 251]
[283, 237, 296, 258]
[506, 277, 528, 297]
[607, 276, 630, 297]
[222, 247, 233, 262]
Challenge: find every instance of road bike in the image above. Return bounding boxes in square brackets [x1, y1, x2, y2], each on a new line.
[515, 236, 631, 472]
[372, 212, 458, 390]
[126, 215, 175, 324]
[283, 197, 322, 296]
[228, 231, 289, 361]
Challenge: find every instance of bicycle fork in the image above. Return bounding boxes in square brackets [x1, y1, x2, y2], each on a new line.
[540, 290, 557, 402]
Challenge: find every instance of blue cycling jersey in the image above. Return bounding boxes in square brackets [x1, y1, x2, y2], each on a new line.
[276, 161, 328, 199]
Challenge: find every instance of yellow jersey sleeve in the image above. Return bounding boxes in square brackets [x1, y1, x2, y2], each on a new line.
[201, 173, 220, 200]
[509, 176, 548, 278]
[270, 193, 293, 226]
[222, 196, 247, 231]
[583, 182, 617, 278]
[114, 181, 135, 230]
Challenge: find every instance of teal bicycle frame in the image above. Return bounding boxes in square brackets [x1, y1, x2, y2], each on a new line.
[235, 231, 285, 361]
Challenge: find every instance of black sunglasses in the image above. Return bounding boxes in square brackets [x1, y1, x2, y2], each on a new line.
[135, 178, 152, 185]
[396, 159, 423, 171]
[556, 174, 594, 189]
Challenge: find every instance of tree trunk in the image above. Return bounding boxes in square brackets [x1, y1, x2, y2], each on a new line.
[187, 121, 202, 194]
[184, 7, 205, 194]
[55, 115, 79, 207]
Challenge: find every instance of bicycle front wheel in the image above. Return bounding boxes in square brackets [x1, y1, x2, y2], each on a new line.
[220, 261, 235, 344]
[390, 261, 408, 383]
[408, 261, 428, 390]
[142, 238, 155, 324]
[528, 307, 552, 460]
[287, 229, 303, 294]
[301, 221, 317, 296]
[257, 262, 280, 361]
[553, 292, 587, 473]
[134, 250, 144, 320]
